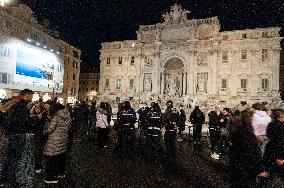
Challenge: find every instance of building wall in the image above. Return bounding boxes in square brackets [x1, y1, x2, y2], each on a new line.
[79, 64, 99, 102]
[0, 4, 81, 103]
[99, 5, 282, 109]
[62, 43, 81, 103]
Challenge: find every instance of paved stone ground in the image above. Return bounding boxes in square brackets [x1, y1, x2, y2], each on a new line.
[30, 129, 231, 188]
[1, 130, 231, 188]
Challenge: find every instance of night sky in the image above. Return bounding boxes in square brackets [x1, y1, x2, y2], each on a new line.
[23, 0, 284, 66]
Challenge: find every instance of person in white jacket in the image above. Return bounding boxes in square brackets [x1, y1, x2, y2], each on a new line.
[251, 103, 271, 155]
[96, 102, 110, 147]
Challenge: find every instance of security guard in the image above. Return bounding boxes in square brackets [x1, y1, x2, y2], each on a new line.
[164, 100, 179, 162]
[144, 103, 163, 160]
[117, 101, 137, 151]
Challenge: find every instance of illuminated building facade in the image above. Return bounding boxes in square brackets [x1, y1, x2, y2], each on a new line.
[62, 43, 81, 104]
[79, 63, 99, 102]
[99, 4, 283, 109]
[0, 3, 81, 103]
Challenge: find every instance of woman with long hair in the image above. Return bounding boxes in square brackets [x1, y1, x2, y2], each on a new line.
[229, 109, 263, 188]
[43, 100, 71, 184]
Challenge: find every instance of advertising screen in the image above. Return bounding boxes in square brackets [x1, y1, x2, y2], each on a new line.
[12, 40, 63, 90]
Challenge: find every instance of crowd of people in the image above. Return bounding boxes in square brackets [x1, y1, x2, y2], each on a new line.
[207, 103, 284, 187]
[0, 88, 283, 187]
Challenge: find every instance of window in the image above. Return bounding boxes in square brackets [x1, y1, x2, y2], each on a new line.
[118, 57, 122, 65]
[242, 33, 247, 39]
[0, 72, 10, 84]
[262, 79, 269, 91]
[262, 32, 268, 38]
[73, 50, 79, 59]
[221, 79, 227, 89]
[222, 51, 228, 63]
[86, 88, 88, 92]
[223, 35, 228, 40]
[116, 79, 122, 90]
[130, 79, 134, 89]
[30, 33, 38, 41]
[73, 74, 75, 80]
[0, 46, 12, 59]
[106, 57, 110, 65]
[4, 20, 12, 29]
[76, 62, 78, 69]
[130, 56, 135, 65]
[241, 50, 247, 60]
[73, 61, 75, 68]
[71, 87, 74, 94]
[262, 49, 268, 61]
[241, 79, 247, 89]
[105, 79, 109, 87]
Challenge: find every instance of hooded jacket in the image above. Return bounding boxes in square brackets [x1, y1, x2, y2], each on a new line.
[96, 108, 109, 128]
[252, 110, 271, 136]
[43, 108, 71, 156]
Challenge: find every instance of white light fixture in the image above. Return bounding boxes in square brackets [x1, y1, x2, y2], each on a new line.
[50, 49, 54, 52]
[42, 93, 50, 102]
[43, 46, 47, 49]
[0, 0, 11, 6]
[0, 89, 7, 99]
[36, 42, 40, 46]
[56, 51, 60, 54]
[27, 38, 32, 42]
[32, 93, 40, 102]
[132, 43, 135, 47]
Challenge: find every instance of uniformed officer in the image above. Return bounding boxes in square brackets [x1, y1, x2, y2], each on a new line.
[117, 101, 137, 151]
[163, 100, 179, 162]
[144, 103, 163, 160]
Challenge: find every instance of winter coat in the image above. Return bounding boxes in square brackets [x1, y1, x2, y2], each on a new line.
[229, 123, 263, 186]
[179, 113, 186, 131]
[190, 108, 205, 124]
[263, 119, 284, 175]
[96, 108, 109, 129]
[0, 97, 33, 135]
[252, 110, 271, 136]
[208, 111, 220, 129]
[43, 108, 71, 156]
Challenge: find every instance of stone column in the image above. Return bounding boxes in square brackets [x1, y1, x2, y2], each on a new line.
[160, 68, 165, 94]
[183, 71, 187, 95]
[152, 51, 160, 94]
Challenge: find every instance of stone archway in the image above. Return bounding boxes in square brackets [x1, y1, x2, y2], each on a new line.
[163, 58, 185, 96]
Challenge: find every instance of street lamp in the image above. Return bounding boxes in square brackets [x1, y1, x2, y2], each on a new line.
[91, 91, 97, 101]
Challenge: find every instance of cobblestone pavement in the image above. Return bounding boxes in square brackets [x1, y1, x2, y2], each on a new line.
[2, 131, 231, 188]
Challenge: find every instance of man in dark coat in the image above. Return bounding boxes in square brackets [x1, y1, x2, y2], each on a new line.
[0, 89, 34, 187]
[261, 109, 284, 186]
[163, 100, 179, 163]
[117, 101, 137, 150]
[190, 106, 205, 144]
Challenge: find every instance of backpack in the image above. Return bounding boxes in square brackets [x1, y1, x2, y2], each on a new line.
[169, 108, 180, 124]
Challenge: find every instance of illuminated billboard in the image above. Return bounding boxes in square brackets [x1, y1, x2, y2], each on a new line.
[0, 38, 63, 92]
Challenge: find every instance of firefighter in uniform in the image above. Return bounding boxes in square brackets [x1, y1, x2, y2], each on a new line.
[164, 100, 180, 163]
[117, 101, 137, 151]
[144, 103, 163, 160]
